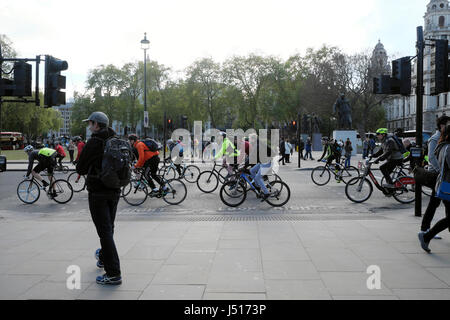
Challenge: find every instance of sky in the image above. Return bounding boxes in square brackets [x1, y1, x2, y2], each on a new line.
[1, 0, 428, 100]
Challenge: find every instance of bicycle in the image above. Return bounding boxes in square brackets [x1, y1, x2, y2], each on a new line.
[17, 172, 73, 204]
[219, 166, 290, 207]
[377, 163, 432, 197]
[121, 168, 187, 206]
[197, 161, 281, 193]
[311, 159, 360, 186]
[158, 159, 200, 183]
[345, 158, 416, 204]
[67, 172, 86, 192]
[54, 162, 69, 174]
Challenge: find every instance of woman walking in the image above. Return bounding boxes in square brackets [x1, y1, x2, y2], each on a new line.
[419, 124, 450, 253]
[344, 139, 353, 168]
[68, 139, 76, 163]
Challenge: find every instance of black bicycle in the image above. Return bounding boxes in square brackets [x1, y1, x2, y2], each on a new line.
[122, 168, 187, 206]
[67, 172, 86, 192]
[158, 158, 200, 183]
[311, 159, 360, 186]
[17, 173, 73, 204]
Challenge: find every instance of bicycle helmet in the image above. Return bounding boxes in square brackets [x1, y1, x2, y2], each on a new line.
[376, 128, 388, 135]
[128, 134, 138, 141]
[24, 145, 34, 153]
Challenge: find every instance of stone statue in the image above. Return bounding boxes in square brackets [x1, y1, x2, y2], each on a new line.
[302, 114, 310, 134]
[333, 93, 352, 130]
[312, 113, 321, 133]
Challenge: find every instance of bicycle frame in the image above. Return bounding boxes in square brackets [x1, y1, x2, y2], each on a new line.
[361, 161, 414, 196]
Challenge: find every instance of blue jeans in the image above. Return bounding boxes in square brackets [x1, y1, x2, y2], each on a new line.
[344, 155, 351, 168]
[250, 162, 271, 195]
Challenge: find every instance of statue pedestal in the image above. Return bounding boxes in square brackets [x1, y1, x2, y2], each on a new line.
[333, 130, 357, 156]
[312, 133, 322, 151]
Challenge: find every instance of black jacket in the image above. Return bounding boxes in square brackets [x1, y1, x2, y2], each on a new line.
[76, 127, 120, 194]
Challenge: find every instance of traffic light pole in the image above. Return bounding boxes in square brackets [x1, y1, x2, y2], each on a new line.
[163, 110, 167, 160]
[297, 112, 301, 168]
[415, 26, 424, 218]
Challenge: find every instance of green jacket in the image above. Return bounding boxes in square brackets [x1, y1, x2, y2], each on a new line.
[214, 137, 240, 159]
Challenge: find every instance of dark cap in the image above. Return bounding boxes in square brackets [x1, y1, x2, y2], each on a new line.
[83, 111, 109, 126]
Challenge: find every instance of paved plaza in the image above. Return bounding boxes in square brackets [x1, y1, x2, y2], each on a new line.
[1, 152, 450, 300]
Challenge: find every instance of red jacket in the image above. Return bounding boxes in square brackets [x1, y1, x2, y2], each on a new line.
[76, 141, 85, 161]
[55, 144, 66, 157]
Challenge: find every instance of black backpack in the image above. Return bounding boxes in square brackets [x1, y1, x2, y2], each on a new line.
[391, 135, 407, 154]
[100, 137, 133, 189]
[143, 138, 162, 152]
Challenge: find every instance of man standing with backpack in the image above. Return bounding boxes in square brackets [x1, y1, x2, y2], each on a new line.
[76, 112, 124, 285]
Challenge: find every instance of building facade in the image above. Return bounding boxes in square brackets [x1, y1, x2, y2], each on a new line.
[385, 0, 450, 133]
[48, 102, 73, 140]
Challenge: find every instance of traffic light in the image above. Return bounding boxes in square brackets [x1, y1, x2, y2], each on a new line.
[0, 61, 32, 97]
[13, 61, 32, 97]
[44, 55, 68, 108]
[431, 39, 449, 95]
[391, 57, 411, 96]
[373, 75, 391, 94]
[167, 118, 173, 130]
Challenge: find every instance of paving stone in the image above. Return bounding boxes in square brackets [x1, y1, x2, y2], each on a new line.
[206, 271, 265, 293]
[261, 242, 310, 261]
[151, 265, 210, 285]
[265, 280, 331, 300]
[263, 260, 320, 280]
[0, 275, 47, 299]
[203, 292, 266, 300]
[392, 289, 450, 300]
[306, 248, 366, 272]
[140, 285, 205, 300]
[77, 289, 142, 300]
[211, 249, 262, 272]
[426, 268, 450, 286]
[18, 281, 86, 300]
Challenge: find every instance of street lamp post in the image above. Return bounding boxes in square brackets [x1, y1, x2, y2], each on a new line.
[141, 33, 150, 138]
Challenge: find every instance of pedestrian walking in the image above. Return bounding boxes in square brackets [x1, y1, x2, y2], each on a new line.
[299, 138, 305, 160]
[417, 116, 450, 239]
[76, 111, 122, 285]
[363, 137, 369, 159]
[279, 138, 286, 165]
[369, 135, 376, 156]
[284, 138, 292, 163]
[418, 124, 450, 254]
[344, 139, 353, 168]
[304, 138, 313, 160]
[68, 139, 76, 163]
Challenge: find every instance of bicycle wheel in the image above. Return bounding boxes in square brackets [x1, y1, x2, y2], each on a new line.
[163, 179, 187, 205]
[183, 165, 200, 183]
[393, 176, 416, 204]
[220, 180, 247, 207]
[17, 179, 40, 204]
[265, 181, 291, 207]
[67, 172, 86, 192]
[51, 179, 73, 204]
[197, 170, 219, 193]
[311, 166, 331, 186]
[345, 177, 373, 203]
[340, 166, 360, 184]
[160, 166, 177, 180]
[218, 167, 229, 183]
[122, 179, 148, 206]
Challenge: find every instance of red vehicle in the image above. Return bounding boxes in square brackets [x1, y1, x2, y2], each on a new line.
[0, 132, 24, 150]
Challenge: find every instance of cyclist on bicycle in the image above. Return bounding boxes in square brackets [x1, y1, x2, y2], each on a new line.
[54, 141, 66, 167]
[166, 139, 183, 177]
[317, 138, 343, 181]
[128, 134, 168, 194]
[248, 133, 277, 201]
[214, 132, 240, 178]
[24, 145, 57, 197]
[371, 128, 404, 189]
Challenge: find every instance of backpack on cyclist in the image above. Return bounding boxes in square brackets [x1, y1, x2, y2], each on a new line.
[99, 137, 133, 189]
[391, 135, 407, 154]
[143, 138, 162, 152]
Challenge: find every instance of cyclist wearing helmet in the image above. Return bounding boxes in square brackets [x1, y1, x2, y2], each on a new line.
[24, 145, 57, 195]
[166, 139, 183, 176]
[128, 134, 168, 194]
[317, 138, 341, 167]
[372, 128, 404, 189]
[214, 131, 241, 177]
[74, 137, 85, 164]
